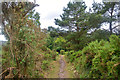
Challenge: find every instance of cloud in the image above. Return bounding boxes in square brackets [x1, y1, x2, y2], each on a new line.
[35, 0, 102, 29]
[0, 35, 7, 41]
[42, 12, 60, 20]
[35, 0, 70, 29]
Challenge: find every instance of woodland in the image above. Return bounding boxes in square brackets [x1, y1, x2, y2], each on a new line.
[0, 0, 120, 79]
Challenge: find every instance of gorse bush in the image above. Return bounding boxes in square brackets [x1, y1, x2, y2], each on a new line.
[60, 50, 65, 55]
[65, 35, 120, 78]
[109, 35, 120, 53]
[41, 60, 49, 70]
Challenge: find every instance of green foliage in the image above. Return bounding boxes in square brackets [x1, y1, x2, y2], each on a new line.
[1, 2, 50, 78]
[89, 36, 120, 78]
[60, 50, 65, 55]
[47, 26, 67, 38]
[109, 35, 120, 52]
[90, 29, 110, 41]
[41, 60, 49, 70]
[55, 36, 66, 44]
[55, 2, 87, 32]
[88, 13, 104, 28]
[66, 32, 90, 51]
[44, 53, 51, 60]
[54, 1, 114, 52]
[92, 2, 119, 34]
[2, 44, 16, 69]
[2, 1, 120, 79]
[45, 36, 54, 50]
[65, 35, 120, 78]
[51, 51, 57, 61]
[55, 36, 66, 52]
[56, 52, 59, 55]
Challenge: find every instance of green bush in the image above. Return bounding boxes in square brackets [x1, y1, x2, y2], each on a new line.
[56, 52, 59, 55]
[109, 35, 120, 53]
[41, 60, 49, 70]
[60, 50, 65, 55]
[51, 51, 57, 60]
[65, 35, 120, 78]
[85, 35, 120, 78]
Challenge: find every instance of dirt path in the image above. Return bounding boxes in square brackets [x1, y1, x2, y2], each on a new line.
[46, 55, 74, 78]
[58, 55, 66, 78]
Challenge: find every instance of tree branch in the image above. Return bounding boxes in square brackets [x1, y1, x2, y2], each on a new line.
[112, 24, 120, 30]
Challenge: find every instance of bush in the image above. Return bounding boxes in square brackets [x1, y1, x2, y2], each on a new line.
[65, 35, 120, 78]
[41, 60, 49, 70]
[84, 35, 120, 78]
[60, 50, 65, 55]
[51, 51, 57, 61]
[56, 52, 59, 55]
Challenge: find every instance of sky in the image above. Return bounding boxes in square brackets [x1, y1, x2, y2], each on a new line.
[35, 0, 102, 29]
[0, 0, 103, 41]
[34, 0, 71, 29]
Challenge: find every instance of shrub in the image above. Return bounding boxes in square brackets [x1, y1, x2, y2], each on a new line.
[56, 52, 59, 55]
[60, 50, 65, 55]
[66, 35, 120, 78]
[87, 35, 120, 78]
[41, 60, 49, 70]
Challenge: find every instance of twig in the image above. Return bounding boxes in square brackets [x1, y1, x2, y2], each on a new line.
[0, 67, 16, 76]
[4, 26, 15, 60]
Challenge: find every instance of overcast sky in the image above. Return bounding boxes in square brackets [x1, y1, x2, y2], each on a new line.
[35, 0, 102, 29]
[0, 0, 103, 41]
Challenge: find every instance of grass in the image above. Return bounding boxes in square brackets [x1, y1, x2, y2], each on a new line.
[63, 55, 75, 78]
[45, 55, 60, 78]
[45, 55, 75, 78]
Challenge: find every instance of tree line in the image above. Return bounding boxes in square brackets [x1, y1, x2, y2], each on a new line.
[0, 1, 120, 79]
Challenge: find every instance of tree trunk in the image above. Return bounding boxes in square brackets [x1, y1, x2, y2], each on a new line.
[110, 21, 112, 35]
[109, 7, 114, 35]
[76, 23, 79, 32]
[118, 1, 120, 35]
